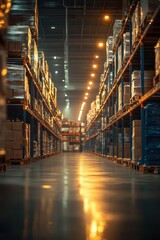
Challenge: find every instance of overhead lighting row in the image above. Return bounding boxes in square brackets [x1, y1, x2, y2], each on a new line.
[78, 55, 101, 121]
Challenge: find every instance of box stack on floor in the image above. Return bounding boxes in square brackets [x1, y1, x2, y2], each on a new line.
[0, 0, 11, 168]
[5, 121, 30, 161]
[132, 120, 142, 163]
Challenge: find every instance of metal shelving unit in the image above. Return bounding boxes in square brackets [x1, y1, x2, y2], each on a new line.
[0, 0, 11, 170]
[85, 1, 160, 172]
[5, 0, 62, 164]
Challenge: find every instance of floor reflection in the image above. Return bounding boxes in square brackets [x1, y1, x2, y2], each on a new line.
[79, 162, 106, 240]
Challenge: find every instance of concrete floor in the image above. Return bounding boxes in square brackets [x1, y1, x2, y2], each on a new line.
[0, 153, 160, 240]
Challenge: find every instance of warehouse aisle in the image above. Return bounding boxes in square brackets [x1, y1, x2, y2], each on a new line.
[0, 153, 160, 240]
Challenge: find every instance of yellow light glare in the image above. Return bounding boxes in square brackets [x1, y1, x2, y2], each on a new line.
[1, 68, 7, 77]
[98, 42, 104, 48]
[42, 185, 52, 189]
[104, 15, 110, 20]
[85, 93, 88, 96]
[87, 86, 91, 90]
[91, 73, 95, 77]
[89, 81, 93, 85]
[95, 55, 99, 59]
[84, 96, 88, 100]
[93, 64, 97, 69]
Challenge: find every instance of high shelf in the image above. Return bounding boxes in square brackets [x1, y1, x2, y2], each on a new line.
[0, 1, 11, 170]
[85, 0, 160, 171]
[5, 0, 62, 164]
[61, 119, 85, 152]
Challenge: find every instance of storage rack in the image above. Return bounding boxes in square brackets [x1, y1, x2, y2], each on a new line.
[61, 120, 83, 152]
[0, 0, 11, 170]
[5, 0, 62, 164]
[85, 0, 160, 172]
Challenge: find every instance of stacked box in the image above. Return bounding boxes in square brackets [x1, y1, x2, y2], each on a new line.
[38, 51, 45, 72]
[7, 26, 32, 62]
[155, 39, 160, 77]
[143, 102, 160, 165]
[131, 70, 154, 97]
[117, 44, 122, 73]
[96, 95, 100, 112]
[106, 36, 113, 67]
[107, 71, 114, 90]
[5, 121, 30, 160]
[118, 83, 130, 110]
[31, 39, 38, 78]
[140, 0, 159, 27]
[118, 128, 130, 158]
[7, 64, 30, 101]
[123, 32, 130, 59]
[9, 0, 38, 40]
[113, 20, 123, 46]
[132, 120, 142, 162]
[132, 3, 141, 45]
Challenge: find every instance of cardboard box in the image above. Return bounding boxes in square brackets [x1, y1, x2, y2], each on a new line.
[5, 141, 13, 149]
[6, 131, 14, 140]
[4, 121, 12, 130]
[12, 122, 23, 131]
[13, 141, 23, 150]
[132, 147, 142, 162]
[13, 131, 23, 140]
[6, 149, 13, 160]
[132, 137, 142, 148]
[13, 150, 23, 159]
[132, 126, 141, 137]
[133, 120, 141, 126]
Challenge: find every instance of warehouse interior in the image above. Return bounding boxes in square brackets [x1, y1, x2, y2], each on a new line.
[1, 0, 160, 239]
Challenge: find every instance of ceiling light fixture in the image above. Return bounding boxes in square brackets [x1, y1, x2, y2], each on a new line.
[93, 64, 97, 69]
[84, 96, 88, 100]
[65, 85, 67, 89]
[89, 81, 93, 85]
[62, 79, 65, 82]
[53, 56, 57, 59]
[55, 71, 58, 74]
[65, 94, 67, 97]
[85, 93, 88, 96]
[87, 86, 91, 90]
[104, 15, 110, 20]
[91, 73, 95, 77]
[51, 26, 56, 29]
[95, 55, 99, 59]
[98, 42, 104, 48]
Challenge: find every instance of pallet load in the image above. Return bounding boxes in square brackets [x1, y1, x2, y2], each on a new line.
[7, 65, 30, 103]
[143, 102, 160, 166]
[106, 36, 113, 67]
[123, 32, 130, 60]
[155, 39, 160, 77]
[118, 82, 130, 110]
[132, 2, 140, 46]
[140, 0, 159, 28]
[131, 70, 154, 100]
[113, 20, 123, 46]
[132, 120, 142, 163]
[5, 121, 30, 163]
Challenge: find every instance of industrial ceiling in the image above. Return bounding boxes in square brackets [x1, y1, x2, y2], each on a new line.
[38, 0, 124, 121]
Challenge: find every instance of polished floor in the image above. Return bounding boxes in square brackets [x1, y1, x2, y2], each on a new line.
[0, 153, 160, 240]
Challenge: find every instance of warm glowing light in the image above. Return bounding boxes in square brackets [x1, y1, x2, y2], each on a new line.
[89, 81, 93, 85]
[91, 220, 97, 237]
[62, 79, 65, 82]
[93, 64, 97, 69]
[95, 55, 99, 59]
[98, 42, 104, 48]
[87, 86, 91, 90]
[42, 185, 52, 189]
[91, 73, 95, 77]
[85, 93, 88, 96]
[78, 110, 83, 121]
[104, 15, 110, 20]
[1, 68, 7, 77]
[84, 96, 88, 100]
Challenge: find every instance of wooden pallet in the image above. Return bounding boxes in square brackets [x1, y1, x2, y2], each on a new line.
[139, 165, 160, 174]
[9, 158, 30, 165]
[130, 94, 141, 104]
[122, 158, 130, 167]
[117, 157, 123, 164]
[130, 162, 140, 171]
